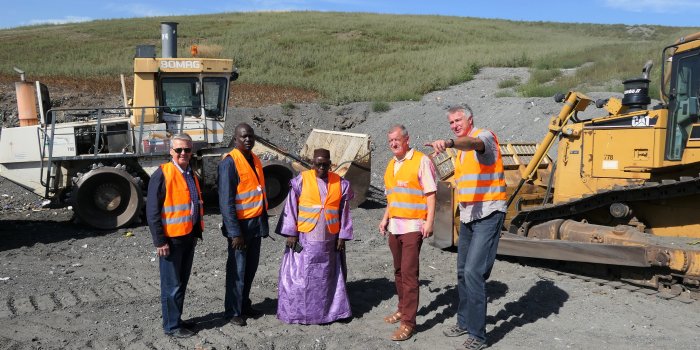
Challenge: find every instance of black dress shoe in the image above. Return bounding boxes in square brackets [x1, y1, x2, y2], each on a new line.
[166, 327, 196, 338]
[243, 307, 264, 318]
[229, 316, 247, 326]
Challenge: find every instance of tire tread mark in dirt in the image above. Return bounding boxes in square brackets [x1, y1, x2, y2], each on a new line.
[0, 319, 78, 346]
[118, 330, 144, 349]
[126, 279, 157, 295]
[144, 280, 160, 293]
[48, 292, 65, 310]
[11, 296, 35, 315]
[0, 298, 13, 318]
[113, 281, 140, 298]
[34, 293, 56, 312]
[76, 288, 100, 303]
[1, 279, 157, 319]
[56, 290, 79, 308]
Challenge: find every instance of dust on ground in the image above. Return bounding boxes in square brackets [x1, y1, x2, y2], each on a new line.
[1, 68, 698, 350]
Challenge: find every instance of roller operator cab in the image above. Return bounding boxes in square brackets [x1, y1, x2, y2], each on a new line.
[431, 33, 700, 297]
[131, 53, 237, 146]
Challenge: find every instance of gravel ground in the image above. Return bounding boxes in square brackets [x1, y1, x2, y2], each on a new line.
[1, 68, 698, 350]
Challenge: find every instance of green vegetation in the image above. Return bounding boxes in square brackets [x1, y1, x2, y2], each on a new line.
[517, 68, 563, 97]
[497, 77, 521, 89]
[281, 101, 297, 115]
[372, 101, 391, 112]
[0, 12, 696, 102]
[494, 90, 515, 98]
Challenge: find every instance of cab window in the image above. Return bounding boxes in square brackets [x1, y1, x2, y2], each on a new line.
[161, 77, 200, 116]
[666, 50, 700, 160]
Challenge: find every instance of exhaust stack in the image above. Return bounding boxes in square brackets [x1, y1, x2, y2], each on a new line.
[160, 22, 178, 58]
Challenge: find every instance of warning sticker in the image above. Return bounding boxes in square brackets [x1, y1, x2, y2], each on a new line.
[602, 160, 619, 170]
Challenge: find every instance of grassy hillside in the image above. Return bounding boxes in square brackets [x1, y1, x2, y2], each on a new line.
[0, 12, 697, 103]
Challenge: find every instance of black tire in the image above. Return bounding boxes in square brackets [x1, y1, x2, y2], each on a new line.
[262, 160, 295, 215]
[72, 164, 143, 230]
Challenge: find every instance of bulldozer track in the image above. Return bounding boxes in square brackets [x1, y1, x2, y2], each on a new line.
[541, 268, 699, 304]
[510, 174, 700, 230]
[506, 252, 700, 304]
[507, 175, 700, 296]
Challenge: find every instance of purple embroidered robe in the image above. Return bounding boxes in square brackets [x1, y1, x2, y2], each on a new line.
[275, 173, 354, 324]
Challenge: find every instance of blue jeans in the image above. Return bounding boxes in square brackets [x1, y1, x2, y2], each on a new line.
[224, 236, 262, 318]
[456, 211, 504, 342]
[159, 236, 196, 333]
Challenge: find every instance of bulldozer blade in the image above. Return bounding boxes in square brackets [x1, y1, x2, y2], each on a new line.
[498, 233, 650, 267]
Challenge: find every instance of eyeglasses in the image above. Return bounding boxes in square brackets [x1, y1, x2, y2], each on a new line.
[172, 148, 192, 154]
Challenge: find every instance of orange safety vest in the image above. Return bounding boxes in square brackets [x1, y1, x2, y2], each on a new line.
[454, 128, 507, 202]
[384, 150, 428, 219]
[225, 148, 267, 219]
[161, 162, 204, 237]
[297, 170, 342, 234]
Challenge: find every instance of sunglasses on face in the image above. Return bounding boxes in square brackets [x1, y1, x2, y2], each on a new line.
[172, 148, 192, 154]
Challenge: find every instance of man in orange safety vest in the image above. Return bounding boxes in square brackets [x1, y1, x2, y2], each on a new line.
[426, 104, 506, 350]
[147, 133, 203, 338]
[219, 123, 269, 327]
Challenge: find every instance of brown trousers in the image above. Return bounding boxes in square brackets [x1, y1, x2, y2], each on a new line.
[388, 231, 423, 328]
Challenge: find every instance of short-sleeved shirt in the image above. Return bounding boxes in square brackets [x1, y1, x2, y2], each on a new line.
[387, 148, 438, 235]
[458, 130, 507, 224]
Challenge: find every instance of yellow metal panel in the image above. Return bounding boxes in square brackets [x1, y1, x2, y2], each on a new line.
[581, 129, 594, 178]
[131, 73, 157, 125]
[553, 126, 601, 203]
[636, 197, 700, 238]
[591, 128, 655, 179]
[676, 40, 700, 54]
[133, 58, 160, 73]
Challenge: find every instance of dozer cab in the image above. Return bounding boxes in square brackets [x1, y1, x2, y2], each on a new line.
[432, 33, 700, 298]
[0, 22, 371, 230]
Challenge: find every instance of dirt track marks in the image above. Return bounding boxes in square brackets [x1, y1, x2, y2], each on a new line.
[0, 278, 159, 319]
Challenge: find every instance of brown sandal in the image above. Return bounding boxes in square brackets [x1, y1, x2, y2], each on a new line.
[383, 311, 402, 324]
[390, 324, 414, 341]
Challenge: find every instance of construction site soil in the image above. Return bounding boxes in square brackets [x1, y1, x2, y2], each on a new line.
[1, 68, 698, 349]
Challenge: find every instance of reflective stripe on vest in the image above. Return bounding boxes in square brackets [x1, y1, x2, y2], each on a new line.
[226, 148, 267, 219]
[161, 162, 204, 237]
[454, 128, 507, 202]
[384, 150, 428, 219]
[297, 170, 341, 234]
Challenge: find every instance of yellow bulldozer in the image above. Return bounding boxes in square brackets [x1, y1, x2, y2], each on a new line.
[432, 33, 700, 299]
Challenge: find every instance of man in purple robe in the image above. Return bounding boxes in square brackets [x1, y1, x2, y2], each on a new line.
[275, 148, 354, 324]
